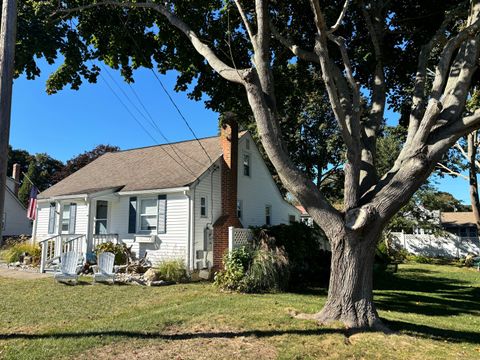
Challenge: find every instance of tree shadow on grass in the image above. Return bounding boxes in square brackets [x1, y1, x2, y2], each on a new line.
[374, 267, 480, 317]
[373, 266, 480, 343]
[0, 328, 343, 341]
[384, 319, 480, 344]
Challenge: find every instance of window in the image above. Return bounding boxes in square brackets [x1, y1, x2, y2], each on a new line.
[460, 227, 468, 237]
[94, 200, 108, 235]
[139, 198, 157, 232]
[48, 203, 56, 234]
[243, 153, 250, 176]
[200, 196, 208, 217]
[265, 205, 271, 226]
[469, 227, 477, 237]
[289, 215, 296, 224]
[1, 212, 5, 230]
[237, 200, 243, 219]
[61, 204, 71, 233]
[245, 139, 250, 150]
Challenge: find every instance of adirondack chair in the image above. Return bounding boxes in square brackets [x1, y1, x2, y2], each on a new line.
[94, 252, 116, 284]
[54, 251, 80, 284]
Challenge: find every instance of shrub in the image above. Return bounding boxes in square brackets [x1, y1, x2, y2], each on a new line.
[406, 254, 434, 264]
[94, 242, 128, 265]
[251, 223, 330, 288]
[214, 247, 253, 291]
[1, 242, 41, 263]
[156, 259, 188, 282]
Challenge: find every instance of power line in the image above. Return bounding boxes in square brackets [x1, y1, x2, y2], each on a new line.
[114, 12, 214, 165]
[95, 63, 198, 177]
[99, 63, 197, 170]
[124, 78, 206, 168]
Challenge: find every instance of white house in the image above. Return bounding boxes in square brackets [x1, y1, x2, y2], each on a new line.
[2, 164, 32, 237]
[32, 123, 300, 272]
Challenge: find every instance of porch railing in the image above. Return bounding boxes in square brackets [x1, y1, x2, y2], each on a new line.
[39, 233, 120, 272]
[92, 234, 119, 250]
[39, 234, 87, 273]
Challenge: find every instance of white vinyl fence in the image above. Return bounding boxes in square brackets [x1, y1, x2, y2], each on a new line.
[390, 232, 480, 258]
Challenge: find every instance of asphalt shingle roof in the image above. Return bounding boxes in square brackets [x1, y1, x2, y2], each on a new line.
[441, 212, 477, 227]
[38, 135, 230, 199]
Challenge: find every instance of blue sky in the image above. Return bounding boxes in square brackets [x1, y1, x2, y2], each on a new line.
[10, 61, 470, 205]
[10, 61, 219, 161]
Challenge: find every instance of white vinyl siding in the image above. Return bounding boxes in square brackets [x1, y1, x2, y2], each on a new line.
[33, 200, 88, 241]
[193, 163, 221, 269]
[237, 134, 300, 227]
[109, 192, 189, 265]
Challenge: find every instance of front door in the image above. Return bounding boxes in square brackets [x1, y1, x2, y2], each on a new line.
[94, 200, 108, 234]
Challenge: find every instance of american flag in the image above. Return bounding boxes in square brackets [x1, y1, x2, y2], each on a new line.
[27, 186, 38, 220]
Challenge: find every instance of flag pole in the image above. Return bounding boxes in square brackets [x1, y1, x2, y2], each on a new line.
[21, 171, 39, 190]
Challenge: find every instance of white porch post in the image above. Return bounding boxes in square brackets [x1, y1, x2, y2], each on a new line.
[86, 198, 93, 253]
[40, 241, 47, 273]
[228, 226, 234, 252]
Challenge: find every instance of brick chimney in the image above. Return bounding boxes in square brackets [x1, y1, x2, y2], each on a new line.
[213, 118, 242, 269]
[12, 163, 20, 196]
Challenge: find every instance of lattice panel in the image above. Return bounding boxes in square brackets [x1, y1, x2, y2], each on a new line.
[232, 228, 254, 249]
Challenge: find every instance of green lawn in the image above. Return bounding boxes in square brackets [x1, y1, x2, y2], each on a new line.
[0, 264, 479, 359]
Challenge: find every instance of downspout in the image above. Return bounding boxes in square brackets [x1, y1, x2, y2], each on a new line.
[188, 183, 196, 271]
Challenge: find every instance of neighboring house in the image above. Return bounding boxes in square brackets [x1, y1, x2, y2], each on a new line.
[32, 124, 300, 272]
[441, 212, 478, 238]
[391, 211, 480, 257]
[2, 164, 32, 237]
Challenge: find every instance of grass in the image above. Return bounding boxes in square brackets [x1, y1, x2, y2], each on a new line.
[0, 264, 479, 359]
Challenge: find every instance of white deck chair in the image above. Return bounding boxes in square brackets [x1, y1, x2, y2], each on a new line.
[94, 252, 116, 284]
[54, 251, 79, 284]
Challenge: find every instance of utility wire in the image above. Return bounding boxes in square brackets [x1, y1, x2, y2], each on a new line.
[124, 79, 205, 168]
[115, 11, 214, 164]
[99, 63, 197, 170]
[96, 64, 198, 177]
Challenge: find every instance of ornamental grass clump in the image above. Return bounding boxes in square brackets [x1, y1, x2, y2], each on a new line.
[1, 242, 41, 263]
[156, 259, 188, 283]
[214, 232, 290, 293]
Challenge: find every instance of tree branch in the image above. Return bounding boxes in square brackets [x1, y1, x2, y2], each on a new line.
[408, 15, 452, 135]
[233, 0, 255, 45]
[270, 22, 320, 63]
[328, 0, 350, 33]
[430, 16, 480, 101]
[54, 1, 248, 84]
[361, 1, 385, 129]
[436, 162, 468, 180]
[455, 140, 480, 169]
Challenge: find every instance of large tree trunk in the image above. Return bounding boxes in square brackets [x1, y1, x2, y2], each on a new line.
[468, 132, 480, 231]
[312, 228, 385, 330]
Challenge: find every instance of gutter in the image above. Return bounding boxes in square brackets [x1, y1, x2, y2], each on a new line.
[118, 187, 190, 196]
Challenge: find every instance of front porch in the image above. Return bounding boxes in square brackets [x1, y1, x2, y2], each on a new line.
[38, 233, 119, 273]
